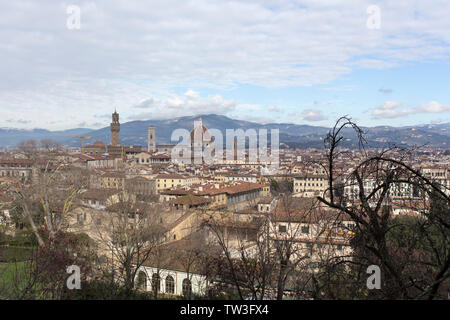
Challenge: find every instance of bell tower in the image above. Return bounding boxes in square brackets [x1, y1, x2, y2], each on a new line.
[110, 110, 120, 146]
[148, 126, 156, 152]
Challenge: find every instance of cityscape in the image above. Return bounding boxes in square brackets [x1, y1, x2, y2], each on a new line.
[0, 0, 449, 313]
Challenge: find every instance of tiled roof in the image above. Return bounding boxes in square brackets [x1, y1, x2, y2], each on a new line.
[79, 188, 118, 201]
[168, 194, 212, 206]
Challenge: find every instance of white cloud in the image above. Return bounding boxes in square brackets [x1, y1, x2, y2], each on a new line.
[184, 90, 200, 100]
[268, 106, 282, 113]
[128, 91, 237, 121]
[415, 101, 450, 113]
[134, 98, 156, 109]
[372, 101, 450, 119]
[1, 1, 450, 128]
[300, 109, 327, 121]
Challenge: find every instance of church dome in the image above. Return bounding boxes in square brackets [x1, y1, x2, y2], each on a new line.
[93, 141, 105, 147]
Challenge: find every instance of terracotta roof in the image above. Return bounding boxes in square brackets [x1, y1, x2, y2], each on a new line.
[140, 236, 208, 274]
[159, 189, 189, 196]
[168, 194, 212, 206]
[92, 141, 105, 147]
[258, 196, 274, 204]
[0, 158, 33, 165]
[80, 188, 118, 201]
[189, 124, 212, 141]
[156, 173, 185, 179]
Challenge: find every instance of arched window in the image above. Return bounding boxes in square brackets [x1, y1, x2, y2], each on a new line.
[152, 273, 160, 293]
[136, 271, 147, 290]
[165, 275, 175, 294]
[182, 278, 192, 297]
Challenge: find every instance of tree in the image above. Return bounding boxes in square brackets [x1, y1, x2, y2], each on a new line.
[316, 116, 450, 299]
[94, 195, 166, 293]
[12, 164, 87, 247]
[202, 196, 324, 300]
[16, 140, 38, 159]
[40, 139, 62, 153]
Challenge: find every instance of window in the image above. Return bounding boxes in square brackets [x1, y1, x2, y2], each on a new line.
[152, 273, 160, 293]
[337, 244, 343, 251]
[77, 213, 85, 226]
[137, 271, 147, 290]
[306, 243, 312, 248]
[301, 226, 309, 234]
[182, 278, 192, 297]
[165, 276, 175, 294]
[278, 225, 287, 233]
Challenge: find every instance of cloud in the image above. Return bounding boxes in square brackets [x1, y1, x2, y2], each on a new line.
[1, 1, 450, 128]
[415, 101, 450, 113]
[134, 98, 156, 109]
[2, 1, 450, 90]
[128, 90, 237, 120]
[300, 109, 327, 121]
[378, 88, 393, 94]
[184, 90, 200, 100]
[371, 101, 406, 118]
[372, 101, 450, 118]
[268, 106, 282, 113]
[6, 119, 31, 124]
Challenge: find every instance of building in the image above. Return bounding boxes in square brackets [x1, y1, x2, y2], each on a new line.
[111, 110, 120, 147]
[125, 176, 156, 197]
[148, 126, 156, 152]
[135, 239, 208, 297]
[0, 158, 34, 181]
[79, 189, 120, 210]
[293, 174, 327, 198]
[156, 173, 187, 191]
[146, 125, 176, 153]
[83, 111, 142, 157]
[133, 152, 171, 165]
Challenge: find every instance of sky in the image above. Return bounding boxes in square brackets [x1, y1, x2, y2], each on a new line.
[1, 0, 450, 130]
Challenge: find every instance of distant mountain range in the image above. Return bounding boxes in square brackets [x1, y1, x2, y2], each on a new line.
[0, 114, 449, 149]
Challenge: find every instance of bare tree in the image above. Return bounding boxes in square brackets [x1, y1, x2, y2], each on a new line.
[316, 116, 450, 299]
[202, 196, 325, 300]
[12, 164, 87, 247]
[16, 140, 39, 159]
[40, 139, 62, 153]
[94, 194, 167, 293]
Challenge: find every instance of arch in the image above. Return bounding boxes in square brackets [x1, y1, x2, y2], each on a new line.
[182, 278, 192, 297]
[152, 273, 160, 293]
[136, 270, 147, 290]
[165, 275, 175, 294]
